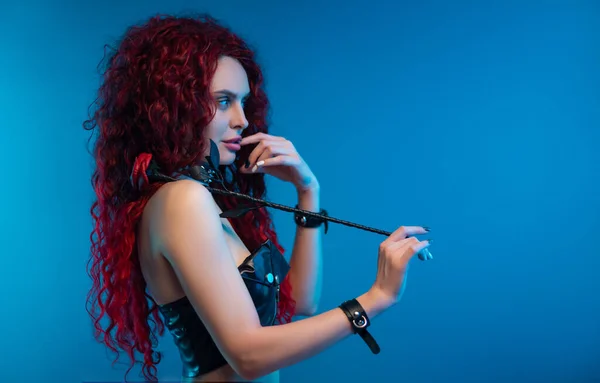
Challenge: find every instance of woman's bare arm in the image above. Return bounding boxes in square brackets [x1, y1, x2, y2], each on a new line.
[150, 180, 391, 381]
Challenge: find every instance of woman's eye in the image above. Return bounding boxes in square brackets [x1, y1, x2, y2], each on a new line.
[217, 98, 230, 108]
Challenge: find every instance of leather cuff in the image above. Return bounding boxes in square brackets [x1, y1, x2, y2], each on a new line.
[294, 205, 329, 234]
[339, 299, 380, 354]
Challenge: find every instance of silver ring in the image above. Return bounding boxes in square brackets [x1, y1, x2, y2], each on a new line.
[353, 315, 368, 329]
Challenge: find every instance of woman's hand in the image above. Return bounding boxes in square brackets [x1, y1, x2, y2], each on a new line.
[240, 133, 319, 192]
[370, 226, 432, 306]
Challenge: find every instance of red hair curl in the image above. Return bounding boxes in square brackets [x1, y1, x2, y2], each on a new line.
[84, 14, 295, 381]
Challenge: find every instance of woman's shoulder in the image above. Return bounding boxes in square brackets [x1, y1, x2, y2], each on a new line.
[150, 179, 213, 208]
[143, 179, 219, 239]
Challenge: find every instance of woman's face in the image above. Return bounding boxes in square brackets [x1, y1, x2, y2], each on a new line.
[204, 56, 250, 165]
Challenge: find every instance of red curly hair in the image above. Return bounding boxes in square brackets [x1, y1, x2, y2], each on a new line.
[84, 14, 295, 381]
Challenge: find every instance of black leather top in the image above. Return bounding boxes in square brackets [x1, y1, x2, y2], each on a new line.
[157, 239, 291, 378]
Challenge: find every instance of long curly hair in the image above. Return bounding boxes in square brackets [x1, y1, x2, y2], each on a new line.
[84, 14, 295, 381]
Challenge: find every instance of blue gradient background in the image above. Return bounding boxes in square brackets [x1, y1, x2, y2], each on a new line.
[1, 1, 598, 382]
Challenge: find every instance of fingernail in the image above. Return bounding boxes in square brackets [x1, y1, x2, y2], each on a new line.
[256, 160, 264, 167]
[423, 226, 431, 232]
[245, 159, 250, 168]
[251, 164, 258, 172]
[421, 248, 433, 261]
[427, 239, 433, 244]
[418, 252, 426, 261]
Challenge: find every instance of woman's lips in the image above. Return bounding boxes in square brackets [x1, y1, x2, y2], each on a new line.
[223, 142, 241, 151]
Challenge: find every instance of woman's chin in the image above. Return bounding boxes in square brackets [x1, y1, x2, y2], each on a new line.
[218, 149, 237, 166]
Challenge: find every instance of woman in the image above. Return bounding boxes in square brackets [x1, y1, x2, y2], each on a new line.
[85, 14, 432, 382]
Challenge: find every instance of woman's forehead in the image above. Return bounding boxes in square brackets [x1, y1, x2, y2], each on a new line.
[211, 56, 250, 95]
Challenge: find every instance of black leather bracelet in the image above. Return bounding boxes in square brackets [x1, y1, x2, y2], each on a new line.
[293, 205, 329, 234]
[339, 299, 380, 354]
